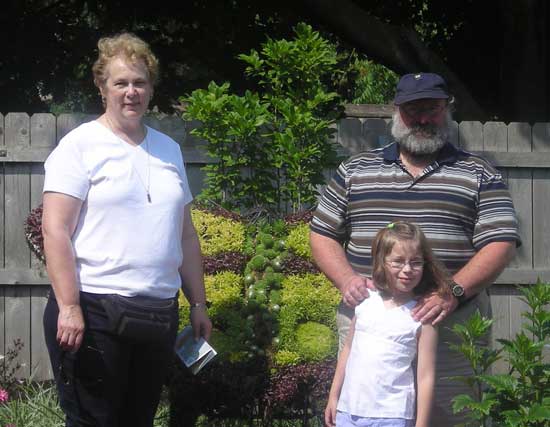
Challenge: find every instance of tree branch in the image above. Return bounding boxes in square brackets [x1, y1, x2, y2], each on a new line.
[303, 0, 486, 119]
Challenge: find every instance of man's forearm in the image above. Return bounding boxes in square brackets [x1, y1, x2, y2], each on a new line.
[310, 231, 356, 292]
[453, 241, 516, 298]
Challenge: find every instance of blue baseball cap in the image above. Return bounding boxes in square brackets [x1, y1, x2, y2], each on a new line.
[393, 73, 449, 105]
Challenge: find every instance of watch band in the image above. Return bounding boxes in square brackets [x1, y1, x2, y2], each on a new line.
[190, 302, 207, 309]
[449, 281, 468, 305]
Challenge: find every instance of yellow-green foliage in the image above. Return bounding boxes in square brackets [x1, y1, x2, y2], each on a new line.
[280, 273, 340, 329]
[294, 322, 337, 362]
[204, 271, 243, 319]
[192, 209, 245, 256]
[286, 223, 311, 259]
[276, 273, 340, 364]
[178, 271, 244, 329]
[273, 349, 301, 366]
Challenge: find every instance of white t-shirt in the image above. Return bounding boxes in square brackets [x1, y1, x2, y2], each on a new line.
[43, 120, 193, 298]
[337, 290, 422, 419]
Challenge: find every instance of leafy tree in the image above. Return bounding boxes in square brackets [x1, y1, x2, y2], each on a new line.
[183, 23, 342, 214]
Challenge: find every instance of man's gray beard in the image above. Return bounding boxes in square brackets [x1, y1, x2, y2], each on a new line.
[391, 110, 452, 157]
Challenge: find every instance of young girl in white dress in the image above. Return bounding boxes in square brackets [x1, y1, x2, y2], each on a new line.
[325, 221, 451, 427]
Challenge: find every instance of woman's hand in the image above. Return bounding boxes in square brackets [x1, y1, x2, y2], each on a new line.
[57, 304, 85, 353]
[190, 306, 212, 341]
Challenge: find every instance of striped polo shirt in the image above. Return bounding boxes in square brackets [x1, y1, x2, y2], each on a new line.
[311, 142, 521, 276]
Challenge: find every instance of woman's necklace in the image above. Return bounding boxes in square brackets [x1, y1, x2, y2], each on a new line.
[104, 116, 152, 203]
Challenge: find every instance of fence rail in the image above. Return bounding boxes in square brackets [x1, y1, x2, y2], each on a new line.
[1, 110, 549, 379]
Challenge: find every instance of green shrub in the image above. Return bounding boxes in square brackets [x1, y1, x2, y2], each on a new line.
[191, 209, 245, 256]
[276, 274, 340, 364]
[294, 322, 337, 362]
[451, 280, 550, 427]
[280, 274, 340, 328]
[183, 22, 343, 213]
[286, 223, 312, 259]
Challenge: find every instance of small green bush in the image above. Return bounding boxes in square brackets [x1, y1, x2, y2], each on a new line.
[294, 322, 337, 362]
[451, 281, 550, 427]
[277, 274, 340, 364]
[286, 223, 312, 259]
[280, 274, 340, 328]
[191, 209, 245, 256]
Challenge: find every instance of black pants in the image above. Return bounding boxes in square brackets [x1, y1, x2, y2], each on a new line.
[44, 291, 178, 427]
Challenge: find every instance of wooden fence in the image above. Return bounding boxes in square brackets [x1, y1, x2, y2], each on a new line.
[1, 109, 549, 379]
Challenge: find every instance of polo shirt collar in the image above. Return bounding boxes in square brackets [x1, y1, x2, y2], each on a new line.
[383, 141, 459, 165]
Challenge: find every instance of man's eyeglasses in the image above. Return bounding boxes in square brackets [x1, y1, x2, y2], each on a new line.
[400, 104, 446, 119]
[386, 259, 425, 271]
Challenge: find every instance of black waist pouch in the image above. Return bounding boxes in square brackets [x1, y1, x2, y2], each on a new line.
[100, 294, 177, 342]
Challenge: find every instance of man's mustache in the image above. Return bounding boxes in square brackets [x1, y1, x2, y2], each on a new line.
[409, 124, 438, 137]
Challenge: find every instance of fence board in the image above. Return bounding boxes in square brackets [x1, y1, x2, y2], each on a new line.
[362, 118, 390, 150]
[338, 118, 363, 154]
[532, 123, 550, 270]
[507, 123, 533, 269]
[57, 113, 97, 141]
[30, 286, 51, 380]
[5, 113, 31, 270]
[5, 286, 31, 378]
[30, 114, 55, 271]
[483, 122, 508, 151]
[458, 121, 483, 150]
[489, 285, 510, 373]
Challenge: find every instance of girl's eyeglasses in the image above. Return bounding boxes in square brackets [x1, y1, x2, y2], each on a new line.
[386, 259, 425, 271]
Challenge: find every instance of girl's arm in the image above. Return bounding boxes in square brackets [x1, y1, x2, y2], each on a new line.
[325, 317, 356, 427]
[415, 324, 438, 427]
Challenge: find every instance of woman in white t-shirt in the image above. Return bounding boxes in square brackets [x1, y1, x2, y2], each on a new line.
[324, 222, 450, 427]
[42, 32, 211, 427]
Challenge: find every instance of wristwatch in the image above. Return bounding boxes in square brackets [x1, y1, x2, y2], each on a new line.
[449, 281, 467, 305]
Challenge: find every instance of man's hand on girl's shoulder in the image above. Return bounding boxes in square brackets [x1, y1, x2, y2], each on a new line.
[341, 275, 374, 308]
[411, 291, 458, 326]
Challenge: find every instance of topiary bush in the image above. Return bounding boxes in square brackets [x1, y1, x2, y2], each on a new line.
[170, 207, 339, 426]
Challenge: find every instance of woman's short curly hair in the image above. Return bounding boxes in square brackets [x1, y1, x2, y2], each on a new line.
[92, 32, 159, 88]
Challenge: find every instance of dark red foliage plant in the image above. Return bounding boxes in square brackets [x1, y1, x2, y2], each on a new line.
[203, 252, 248, 275]
[24, 203, 45, 263]
[262, 359, 336, 420]
[281, 255, 319, 275]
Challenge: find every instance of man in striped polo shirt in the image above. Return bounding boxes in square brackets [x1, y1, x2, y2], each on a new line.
[310, 73, 521, 425]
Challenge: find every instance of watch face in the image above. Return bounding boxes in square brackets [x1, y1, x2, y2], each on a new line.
[452, 284, 465, 297]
